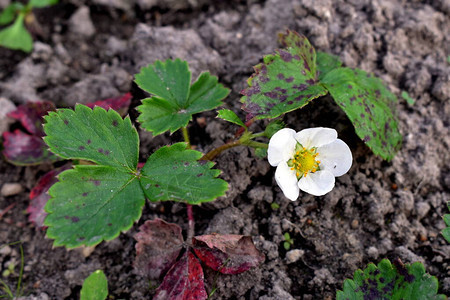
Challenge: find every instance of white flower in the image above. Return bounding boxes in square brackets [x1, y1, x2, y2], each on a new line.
[268, 127, 352, 200]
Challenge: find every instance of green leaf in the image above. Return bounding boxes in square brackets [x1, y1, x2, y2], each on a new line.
[264, 119, 285, 138]
[254, 147, 267, 158]
[241, 30, 328, 119]
[140, 143, 228, 205]
[442, 203, 450, 243]
[336, 259, 446, 300]
[0, 14, 33, 52]
[28, 0, 58, 8]
[43, 105, 144, 248]
[80, 270, 108, 300]
[321, 68, 402, 160]
[316, 51, 342, 80]
[401, 91, 415, 106]
[136, 59, 229, 135]
[217, 109, 246, 128]
[45, 166, 144, 248]
[0, 3, 24, 25]
[44, 104, 139, 171]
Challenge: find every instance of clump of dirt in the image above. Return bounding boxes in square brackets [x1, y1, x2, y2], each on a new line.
[0, 0, 449, 299]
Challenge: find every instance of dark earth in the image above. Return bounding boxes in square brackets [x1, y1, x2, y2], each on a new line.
[0, 0, 449, 299]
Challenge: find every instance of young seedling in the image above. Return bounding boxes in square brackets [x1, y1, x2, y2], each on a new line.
[337, 258, 446, 299]
[0, 0, 58, 52]
[283, 232, 294, 250]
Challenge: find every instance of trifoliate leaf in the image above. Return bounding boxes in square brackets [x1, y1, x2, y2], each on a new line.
[217, 109, 246, 128]
[80, 270, 108, 300]
[43, 105, 144, 248]
[336, 258, 446, 300]
[135, 59, 229, 135]
[134, 219, 184, 279]
[153, 252, 207, 300]
[316, 51, 342, 80]
[241, 30, 328, 119]
[44, 104, 139, 171]
[0, 14, 32, 52]
[45, 165, 144, 248]
[321, 68, 402, 160]
[140, 143, 228, 205]
[0, 3, 24, 25]
[442, 203, 450, 243]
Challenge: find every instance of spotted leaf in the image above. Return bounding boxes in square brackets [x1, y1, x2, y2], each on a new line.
[192, 234, 265, 274]
[153, 251, 207, 300]
[135, 59, 229, 135]
[43, 105, 144, 248]
[45, 165, 144, 248]
[337, 259, 446, 300]
[140, 143, 228, 205]
[44, 104, 139, 171]
[241, 30, 328, 119]
[321, 68, 402, 160]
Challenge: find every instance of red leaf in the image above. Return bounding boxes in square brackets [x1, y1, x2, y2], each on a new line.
[134, 219, 184, 279]
[192, 234, 265, 275]
[27, 165, 71, 228]
[2, 130, 58, 165]
[85, 93, 132, 116]
[153, 251, 207, 300]
[7, 101, 55, 136]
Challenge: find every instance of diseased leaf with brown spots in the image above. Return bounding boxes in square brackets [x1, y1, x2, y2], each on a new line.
[337, 259, 446, 300]
[321, 68, 402, 160]
[43, 104, 145, 248]
[134, 219, 184, 279]
[45, 165, 144, 248]
[153, 251, 207, 300]
[241, 30, 328, 119]
[192, 234, 265, 274]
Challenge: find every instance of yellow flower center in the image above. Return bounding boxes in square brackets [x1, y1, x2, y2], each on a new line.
[288, 145, 320, 178]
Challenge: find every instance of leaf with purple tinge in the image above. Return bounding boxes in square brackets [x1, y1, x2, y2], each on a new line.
[8, 101, 55, 136]
[85, 93, 132, 117]
[192, 234, 265, 275]
[28, 164, 71, 228]
[241, 30, 328, 119]
[153, 251, 207, 300]
[2, 130, 58, 165]
[134, 219, 184, 279]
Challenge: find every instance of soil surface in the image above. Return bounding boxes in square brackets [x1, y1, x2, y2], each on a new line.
[1, 0, 449, 299]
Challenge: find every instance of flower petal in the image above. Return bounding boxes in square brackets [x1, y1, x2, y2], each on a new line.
[295, 127, 337, 148]
[317, 139, 352, 177]
[268, 128, 297, 167]
[298, 170, 335, 196]
[274, 161, 299, 201]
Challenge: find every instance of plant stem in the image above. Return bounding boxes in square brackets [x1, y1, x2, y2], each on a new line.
[181, 126, 195, 241]
[187, 204, 195, 241]
[182, 126, 191, 149]
[201, 140, 242, 161]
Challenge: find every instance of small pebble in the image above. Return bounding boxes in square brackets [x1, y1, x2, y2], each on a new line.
[351, 219, 359, 229]
[285, 249, 304, 264]
[1, 183, 23, 197]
